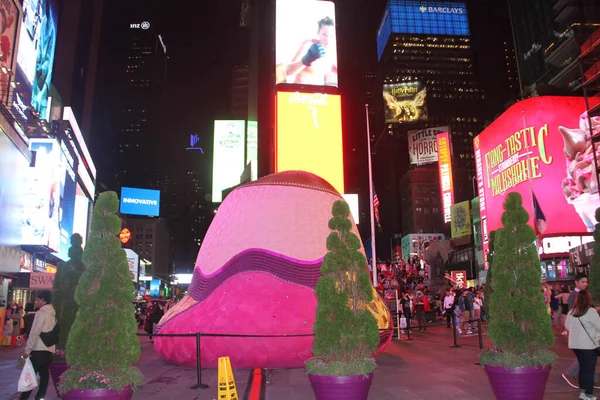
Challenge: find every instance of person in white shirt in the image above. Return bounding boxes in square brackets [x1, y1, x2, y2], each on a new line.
[20, 291, 56, 400]
[443, 290, 455, 328]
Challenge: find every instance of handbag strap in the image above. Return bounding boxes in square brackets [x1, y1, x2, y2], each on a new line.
[578, 316, 599, 348]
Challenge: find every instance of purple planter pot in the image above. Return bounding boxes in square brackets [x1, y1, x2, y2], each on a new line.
[484, 364, 551, 400]
[62, 386, 133, 400]
[49, 362, 69, 394]
[309, 373, 374, 400]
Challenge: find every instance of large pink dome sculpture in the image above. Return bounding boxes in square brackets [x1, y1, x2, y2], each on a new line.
[154, 171, 392, 369]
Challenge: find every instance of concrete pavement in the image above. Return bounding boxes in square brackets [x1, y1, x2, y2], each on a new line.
[0, 324, 579, 399]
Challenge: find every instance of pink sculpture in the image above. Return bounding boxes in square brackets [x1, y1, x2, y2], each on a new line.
[154, 171, 392, 369]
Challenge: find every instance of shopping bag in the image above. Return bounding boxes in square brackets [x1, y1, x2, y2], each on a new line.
[18, 358, 38, 392]
[400, 316, 407, 329]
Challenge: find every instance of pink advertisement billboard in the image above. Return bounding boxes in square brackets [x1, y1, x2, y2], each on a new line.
[473, 97, 600, 266]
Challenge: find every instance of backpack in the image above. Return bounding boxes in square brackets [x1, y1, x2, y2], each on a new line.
[39, 316, 59, 347]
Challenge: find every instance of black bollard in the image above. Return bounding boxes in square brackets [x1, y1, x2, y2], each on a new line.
[190, 332, 209, 389]
[477, 318, 483, 350]
[450, 312, 461, 348]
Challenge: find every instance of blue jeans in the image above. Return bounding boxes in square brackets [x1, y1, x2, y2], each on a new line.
[573, 349, 598, 396]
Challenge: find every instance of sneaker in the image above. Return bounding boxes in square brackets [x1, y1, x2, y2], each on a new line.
[467, 330, 473, 335]
[580, 393, 597, 400]
[563, 373, 579, 388]
[561, 330, 569, 335]
[457, 328, 462, 334]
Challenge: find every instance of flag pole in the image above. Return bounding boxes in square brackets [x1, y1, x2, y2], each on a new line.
[366, 104, 377, 287]
[522, 111, 540, 245]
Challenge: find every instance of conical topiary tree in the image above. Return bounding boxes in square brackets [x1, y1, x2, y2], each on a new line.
[483, 230, 496, 321]
[480, 192, 555, 369]
[60, 192, 142, 393]
[305, 200, 380, 376]
[52, 233, 86, 353]
[589, 208, 600, 303]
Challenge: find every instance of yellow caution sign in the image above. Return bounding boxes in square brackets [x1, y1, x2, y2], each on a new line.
[218, 356, 238, 400]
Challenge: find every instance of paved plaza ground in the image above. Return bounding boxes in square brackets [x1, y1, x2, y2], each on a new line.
[0, 324, 581, 399]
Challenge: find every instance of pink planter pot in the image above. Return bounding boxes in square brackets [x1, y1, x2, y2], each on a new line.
[62, 386, 133, 400]
[49, 362, 69, 394]
[309, 373, 374, 400]
[484, 364, 551, 400]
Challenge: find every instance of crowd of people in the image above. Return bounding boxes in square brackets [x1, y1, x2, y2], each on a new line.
[374, 261, 486, 335]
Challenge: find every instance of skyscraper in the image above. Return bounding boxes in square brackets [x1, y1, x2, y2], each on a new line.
[91, 0, 167, 190]
[374, 0, 485, 237]
[508, 0, 600, 94]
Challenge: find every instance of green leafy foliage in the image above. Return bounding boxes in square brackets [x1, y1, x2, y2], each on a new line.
[589, 208, 600, 303]
[482, 192, 555, 368]
[479, 348, 556, 369]
[64, 192, 141, 392]
[306, 200, 379, 376]
[483, 230, 496, 321]
[52, 234, 86, 352]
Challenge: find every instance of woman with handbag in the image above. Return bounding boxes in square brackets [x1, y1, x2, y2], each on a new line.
[566, 290, 600, 400]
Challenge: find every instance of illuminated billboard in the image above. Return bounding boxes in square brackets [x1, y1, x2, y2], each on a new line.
[0, 132, 28, 246]
[0, 0, 19, 104]
[473, 97, 599, 263]
[63, 107, 97, 199]
[275, 0, 337, 88]
[125, 248, 139, 282]
[212, 120, 245, 203]
[437, 131, 453, 223]
[383, 82, 427, 123]
[120, 187, 161, 217]
[275, 91, 344, 194]
[23, 138, 76, 255]
[408, 126, 448, 165]
[12, 0, 58, 126]
[450, 201, 471, 238]
[377, 1, 470, 60]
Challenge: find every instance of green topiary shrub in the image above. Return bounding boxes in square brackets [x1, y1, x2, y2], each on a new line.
[60, 192, 142, 393]
[483, 230, 496, 321]
[305, 200, 379, 376]
[479, 192, 556, 368]
[588, 208, 600, 303]
[52, 233, 86, 358]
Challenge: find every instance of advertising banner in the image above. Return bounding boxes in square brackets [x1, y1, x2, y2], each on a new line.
[212, 120, 245, 203]
[0, 132, 28, 246]
[400, 233, 445, 261]
[55, 137, 78, 261]
[0, 0, 19, 105]
[23, 139, 65, 252]
[383, 81, 427, 123]
[149, 278, 160, 297]
[408, 126, 448, 165]
[275, 91, 344, 194]
[473, 97, 599, 266]
[437, 131, 454, 223]
[125, 248, 139, 282]
[120, 187, 161, 217]
[275, 0, 337, 88]
[451, 201, 471, 238]
[29, 272, 55, 289]
[450, 270, 467, 288]
[12, 0, 58, 127]
[0, 245, 21, 273]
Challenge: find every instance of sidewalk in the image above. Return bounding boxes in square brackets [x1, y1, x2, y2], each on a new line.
[0, 324, 579, 399]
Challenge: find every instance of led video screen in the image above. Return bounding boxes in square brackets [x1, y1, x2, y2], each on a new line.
[275, 91, 344, 194]
[275, 0, 337, 88]
[211, 120, 245, 203]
